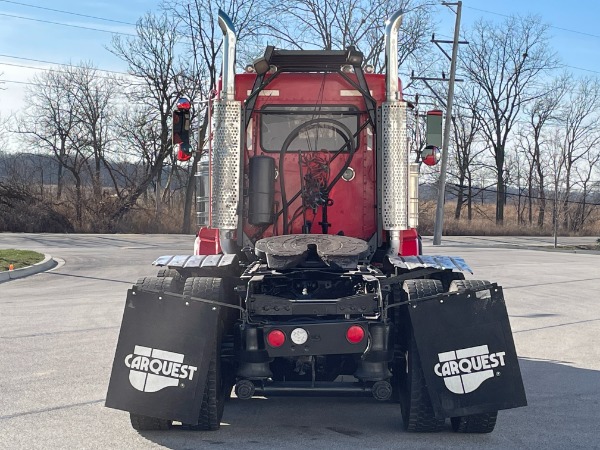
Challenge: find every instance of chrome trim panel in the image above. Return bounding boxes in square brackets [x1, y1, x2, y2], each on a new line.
[381, 101, 408, 231]
[211, 100, 242, 229]
[387, 255, 473, 274]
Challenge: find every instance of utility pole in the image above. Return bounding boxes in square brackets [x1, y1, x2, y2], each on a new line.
[433, 1, 463, 245]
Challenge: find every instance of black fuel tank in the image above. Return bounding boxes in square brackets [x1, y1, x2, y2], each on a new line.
[248, 155, 275, 225]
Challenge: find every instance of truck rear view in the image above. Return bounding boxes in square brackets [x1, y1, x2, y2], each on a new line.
[105, 8, 526, 434]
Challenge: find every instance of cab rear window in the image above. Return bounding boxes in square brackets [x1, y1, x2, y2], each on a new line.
[260, 105, 359, 152]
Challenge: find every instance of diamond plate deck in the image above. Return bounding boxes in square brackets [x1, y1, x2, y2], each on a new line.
[387, 255, 472, 273]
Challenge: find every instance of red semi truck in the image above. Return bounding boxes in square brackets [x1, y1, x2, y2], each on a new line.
[106, 8, 526, 434]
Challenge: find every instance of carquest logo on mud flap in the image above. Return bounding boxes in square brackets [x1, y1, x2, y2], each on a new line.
[434, 345, 506, 394]
[124, 345, 198, 393]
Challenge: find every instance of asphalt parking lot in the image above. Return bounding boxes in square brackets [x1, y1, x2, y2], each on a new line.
[0, 233, 598, 449]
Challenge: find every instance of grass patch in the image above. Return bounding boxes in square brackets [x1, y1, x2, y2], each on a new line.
[0, 249, 45, 270]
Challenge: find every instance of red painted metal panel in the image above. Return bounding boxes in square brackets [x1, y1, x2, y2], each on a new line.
[237, 73, 390, 242]
[400, 228, 419, 256]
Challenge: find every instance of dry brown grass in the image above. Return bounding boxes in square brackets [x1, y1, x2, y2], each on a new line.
[115, 205, 186, 234]
[418, 200, 600, 236]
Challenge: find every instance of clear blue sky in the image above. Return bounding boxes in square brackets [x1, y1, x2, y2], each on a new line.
[1, 0, 600, 116]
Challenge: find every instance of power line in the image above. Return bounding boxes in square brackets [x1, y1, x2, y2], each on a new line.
[563, 65, 600, 75]
[1, 79, 38, 86]
[451, 6, 600, 76]
[0, 61, 128, 79]
[0, 12, 136, 36]
[0, 54, 129, 75]
[0, 0, 137, 26]
[465, 5, 600, 40]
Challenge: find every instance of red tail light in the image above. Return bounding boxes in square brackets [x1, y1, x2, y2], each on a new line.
[346, 325, 365, 344]
[267, 329, 286, 347]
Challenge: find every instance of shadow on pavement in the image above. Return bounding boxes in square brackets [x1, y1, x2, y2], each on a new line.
[133, 358, 600, 449]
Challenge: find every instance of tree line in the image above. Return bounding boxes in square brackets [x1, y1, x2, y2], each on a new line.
[0, 0, 598, 235]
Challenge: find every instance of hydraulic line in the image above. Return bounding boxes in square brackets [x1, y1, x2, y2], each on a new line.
[278, 118, 356, 234]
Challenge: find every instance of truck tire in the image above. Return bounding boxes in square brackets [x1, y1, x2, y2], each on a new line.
[135, 276, 177, 293]
[451, 412, 497, 433]
[449, 279, 490, 292]
[156, 268, 185, 292]
[183, 277, 228, 431]
[448, 279, 498, 433]
[130, 414, 171, 431]
[399, 279, 446, 432]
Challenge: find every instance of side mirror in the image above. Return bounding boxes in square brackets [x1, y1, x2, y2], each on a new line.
[425, 109, 443, 149]
[421, 145, 441, 166]
[173, 97, 192, 161]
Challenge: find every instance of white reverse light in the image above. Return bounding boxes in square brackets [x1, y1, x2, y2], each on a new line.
[290, 328, 309, 345]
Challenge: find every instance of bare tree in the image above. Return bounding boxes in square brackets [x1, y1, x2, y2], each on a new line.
[15, 68, 88, 226]
[547, 130, 567, 245]
[518, 74, 568, 227]
[66, 63, 119, 203]
[13, 64, 120, 229]
[0, 114, 8, 152]
[16, 69, 78, 201]
[258, 0, 436, 73]
[555, 76, 600, 230]
[448, 83, 487, 221]
[109, 11, 195, 224]
[461, 15, 558, 224]
[572, 148, 600, 230]
[162, 0, 261, 233]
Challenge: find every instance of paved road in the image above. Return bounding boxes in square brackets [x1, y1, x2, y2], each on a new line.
[0, 234, 598, 449]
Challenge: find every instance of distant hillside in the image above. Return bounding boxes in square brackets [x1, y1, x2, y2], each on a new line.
[0, 152, 185, 189]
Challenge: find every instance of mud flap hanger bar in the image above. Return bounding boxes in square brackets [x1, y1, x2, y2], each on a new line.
[132, 286, 248, 320]
[379, 268, 442, 288]
[384, 282, 500, 314]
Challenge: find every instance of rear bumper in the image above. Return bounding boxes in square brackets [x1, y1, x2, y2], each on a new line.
[261, 321, 370, 357]
[236, 320, 392, 382]
[240, 321, 394, 359]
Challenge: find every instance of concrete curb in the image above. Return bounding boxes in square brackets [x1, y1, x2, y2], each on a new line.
[0, 254, 57, 283]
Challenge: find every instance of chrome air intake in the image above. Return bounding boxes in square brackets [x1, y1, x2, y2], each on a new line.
[212, 10, 242, 231]
[381, 10, 407, 255]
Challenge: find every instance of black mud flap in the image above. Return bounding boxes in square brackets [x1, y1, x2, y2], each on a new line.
[409, 284, 527, 418]
[105, 288, 219, 425]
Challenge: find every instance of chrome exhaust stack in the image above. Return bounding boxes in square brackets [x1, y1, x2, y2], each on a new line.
[218, 9, 236, 101]
[380, 9, 408, 255]
[211, 10, 242, 241]
[385, 9, 404, 102]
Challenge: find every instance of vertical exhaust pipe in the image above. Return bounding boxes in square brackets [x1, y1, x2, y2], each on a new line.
[211, 10, 242, 244]
[380, 9, 407, 256]
[385, 10, 404, 102]
[218, 9, 236, 100]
